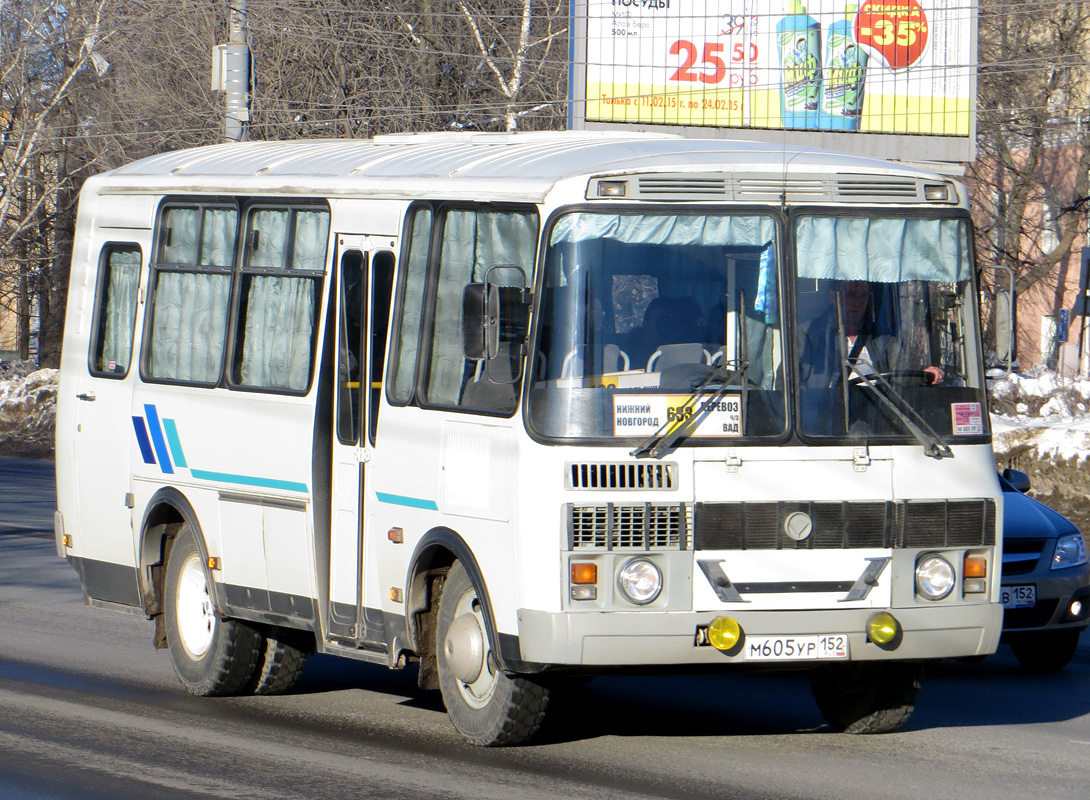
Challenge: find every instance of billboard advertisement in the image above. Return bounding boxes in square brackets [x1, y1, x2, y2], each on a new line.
[574, 0, 976, 161]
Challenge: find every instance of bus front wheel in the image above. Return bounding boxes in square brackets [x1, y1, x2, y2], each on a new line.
[436, 561, 550, 746]
[164, 525, 262, 696]
[810, 661, 923, 734]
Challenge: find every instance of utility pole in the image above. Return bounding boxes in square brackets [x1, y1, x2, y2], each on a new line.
[213, 0, 252, 142]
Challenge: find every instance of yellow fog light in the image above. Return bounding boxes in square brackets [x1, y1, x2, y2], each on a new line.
[708, 617, 744, 653]
[867, 612, 902, 651]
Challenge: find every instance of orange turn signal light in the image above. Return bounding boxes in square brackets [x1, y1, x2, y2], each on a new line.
[963, 556, 987, 579]
[571, 563, 598, 585]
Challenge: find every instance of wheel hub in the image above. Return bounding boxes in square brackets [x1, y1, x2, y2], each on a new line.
[176, 553, 216, 658]
[444, 612, 485, 685]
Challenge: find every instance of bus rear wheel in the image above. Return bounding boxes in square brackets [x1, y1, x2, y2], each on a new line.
[810, 661, 923, 734]
[164, 525, 262, 696]
[251, 628, 310, 695]
[436, 561, 550, 746]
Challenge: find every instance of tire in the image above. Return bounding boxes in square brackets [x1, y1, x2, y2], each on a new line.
[436, 561, 550, 746]
[811, 662, 923, 734]
[1010, 630, 1081, 673]
[251, 628, 310, 695]
[164, 525, 262, 696]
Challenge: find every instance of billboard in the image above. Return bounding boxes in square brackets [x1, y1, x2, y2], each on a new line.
[571, 0, 976, 162]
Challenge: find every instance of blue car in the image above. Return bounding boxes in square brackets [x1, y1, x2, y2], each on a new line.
[999, 469, 1090, 671]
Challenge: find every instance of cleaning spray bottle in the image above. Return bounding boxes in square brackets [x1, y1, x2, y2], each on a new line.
[818, 4, 869, 130]
[776, 0, 822, 129]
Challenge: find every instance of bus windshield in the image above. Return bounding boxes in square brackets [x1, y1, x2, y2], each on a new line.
[528, 210, 987, 449]
[794, 213, 988, 445]
[529, 210, 787, 442]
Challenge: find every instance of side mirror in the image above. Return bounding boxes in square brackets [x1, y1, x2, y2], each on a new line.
[1002, 468, 1031, 493]
[981, 265, 1016, 374]
[462, 265, 531, 361]
[462, 282, 499, 361]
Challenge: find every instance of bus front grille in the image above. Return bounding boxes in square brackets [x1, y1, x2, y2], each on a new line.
[566, 462, 677, 490]
[693, 499, 997, 550]
[568, 503, 692, 550]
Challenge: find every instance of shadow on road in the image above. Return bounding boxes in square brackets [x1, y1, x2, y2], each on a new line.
[276, 643, 1090, 745]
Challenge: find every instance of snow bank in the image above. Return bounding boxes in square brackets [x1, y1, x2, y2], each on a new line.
[0, 364, 58, 458]
[989, 370, 1090, 465]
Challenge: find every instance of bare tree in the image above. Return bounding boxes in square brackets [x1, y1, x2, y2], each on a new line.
[969, 0, 1090, 363]
[454, 0, 568, 131]
[1, 0, 114, 365]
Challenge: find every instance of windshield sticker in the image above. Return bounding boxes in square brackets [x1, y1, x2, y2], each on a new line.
[952, 402, 983, 435]
[613, 394, 742, 437]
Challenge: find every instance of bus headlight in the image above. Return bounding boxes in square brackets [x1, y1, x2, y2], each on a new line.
[617, 558, 662, 605]
[916, 555, 955, 600]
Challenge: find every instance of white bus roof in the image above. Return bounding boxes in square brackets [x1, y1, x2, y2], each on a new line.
[93, 131, 955, 203]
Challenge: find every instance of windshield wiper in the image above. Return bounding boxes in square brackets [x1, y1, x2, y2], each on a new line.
[631, 361, 750, 460]
[845, 360, 953, 460]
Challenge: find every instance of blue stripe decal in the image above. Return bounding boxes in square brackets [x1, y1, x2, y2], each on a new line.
[376, 492, 439, 511]
[131, 417, 156, 465]
[143, 404, 174, 475]
[190, 468, 308, 493]
[162, 418, 188, 468]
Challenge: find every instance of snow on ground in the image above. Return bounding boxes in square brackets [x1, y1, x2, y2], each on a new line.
[0, 363, 57, 459]
[989, 371, 1090, 465]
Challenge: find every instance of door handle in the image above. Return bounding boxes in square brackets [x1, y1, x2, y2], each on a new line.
[76, 392, 96, 402]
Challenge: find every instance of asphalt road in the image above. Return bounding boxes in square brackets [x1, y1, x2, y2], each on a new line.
[2, 456, 1089, 799]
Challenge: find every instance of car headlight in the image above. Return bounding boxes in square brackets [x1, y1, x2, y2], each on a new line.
[617, 558, 662, 605]
[1052, 532, 1089, 570]
[915, 554, 955, 600]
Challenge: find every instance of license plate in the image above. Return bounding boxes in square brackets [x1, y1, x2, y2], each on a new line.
[743, 635, 849, 661]
[1001, 584, 1036, 608]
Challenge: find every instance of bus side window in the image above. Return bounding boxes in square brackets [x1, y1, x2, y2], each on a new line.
[146, 205, 237, 385]
[369, 252, 395, 444]
[421, 207, 537, 414]
[336, 250, 366, 445]
[388, 206, 433, 405]
[89, 244, 142, 377]
[231, 206, 329, 393]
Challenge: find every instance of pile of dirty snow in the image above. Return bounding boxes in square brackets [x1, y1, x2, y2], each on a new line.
[0, 363, 58, 459]
[989, 370, 1090, 531]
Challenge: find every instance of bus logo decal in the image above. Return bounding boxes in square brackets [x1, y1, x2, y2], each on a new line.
[131, 404, 174, 474]
[131, 404, 308, 493]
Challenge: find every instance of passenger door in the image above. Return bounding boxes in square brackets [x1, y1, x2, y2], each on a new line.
[70, 238, 149, 599]
[327, 236, 395, 643]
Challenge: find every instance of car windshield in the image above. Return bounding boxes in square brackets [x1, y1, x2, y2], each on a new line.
[794, 213, 989, 444]
[527, 210, 787, 443]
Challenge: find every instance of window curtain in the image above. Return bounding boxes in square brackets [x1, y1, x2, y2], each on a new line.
[795, 217, 970, 282]
[390, 208, 433, 403]
[200, 209, 238, 266]
[293, 210, 330, 270]
[161, 208, 199, 263]
[248, 209, 289, 268]
[98, 248, 141, 372]
[239, 276, 317, 391]
[148, 272, 231, 383]
[550, 213, 775, 250]
[425, 209, 536, 406]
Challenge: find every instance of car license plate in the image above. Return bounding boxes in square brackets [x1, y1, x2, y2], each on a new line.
[1001, 584, 1036, 608]
[743, 635, 849, 661]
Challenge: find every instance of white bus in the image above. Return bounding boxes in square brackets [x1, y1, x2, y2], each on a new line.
[56, 132, 1003, 745]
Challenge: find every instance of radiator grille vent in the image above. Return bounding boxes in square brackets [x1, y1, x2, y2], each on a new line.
[566, 462, 677, 491]
[568, 503, 692, 550]
[694, 499, 996, 550]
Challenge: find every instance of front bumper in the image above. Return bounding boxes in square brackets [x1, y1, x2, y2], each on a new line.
[517, 603, 1002, 667]
[1001, 565, 1090, 636]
